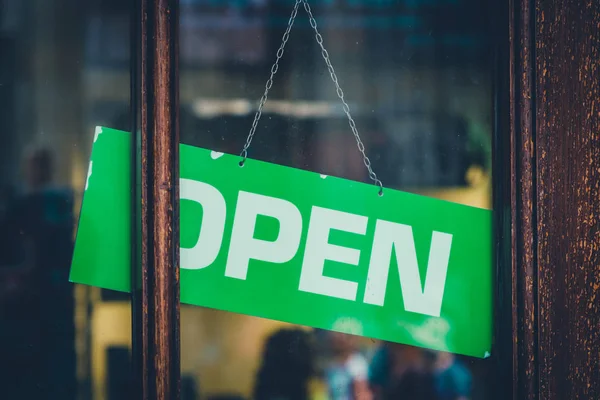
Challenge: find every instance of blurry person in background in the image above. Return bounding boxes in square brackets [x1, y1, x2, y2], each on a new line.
[432, 352, 472, 400]
[253, 328, 317, 400]
[324, 331, 372, 400]
[0, 146, 76, 399]
[369, 343, 471, 400]
[368, 343, 435, 400]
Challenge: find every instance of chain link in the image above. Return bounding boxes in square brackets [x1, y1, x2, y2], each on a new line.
[239, 0, 383, 195]
[239, 0, 301, 163]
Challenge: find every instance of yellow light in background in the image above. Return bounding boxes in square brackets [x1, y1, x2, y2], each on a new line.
[91, 302, 132, 400]
[413, 166, 491, 210]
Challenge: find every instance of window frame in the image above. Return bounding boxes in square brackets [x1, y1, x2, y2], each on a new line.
[128, 0, 600, 399]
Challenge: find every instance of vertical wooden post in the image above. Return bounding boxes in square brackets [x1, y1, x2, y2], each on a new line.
[533, 1, 599, 398]
[508, 0, 539, 399]
[508, 0, 600, 398]
[131, 0, 180, 399]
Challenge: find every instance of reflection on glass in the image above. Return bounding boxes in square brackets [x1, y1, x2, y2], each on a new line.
[179, 0, 492, 399]
[1, 0, 132, 399]
[0, 146, 76, 399]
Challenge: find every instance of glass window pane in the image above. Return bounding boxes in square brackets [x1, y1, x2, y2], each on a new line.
[179, 0, 493, 399]
[0, 1, 132, 398]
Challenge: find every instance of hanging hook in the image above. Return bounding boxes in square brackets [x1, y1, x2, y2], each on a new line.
[239, 149, 247, 167]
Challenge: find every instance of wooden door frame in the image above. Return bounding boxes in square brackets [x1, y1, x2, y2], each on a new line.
[131, 0, 181, 399]
[498, 0, 600, 398]
[128, 0, 600, 399]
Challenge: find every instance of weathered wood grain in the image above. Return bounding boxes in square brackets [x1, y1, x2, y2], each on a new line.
[132, 0, 181, 399]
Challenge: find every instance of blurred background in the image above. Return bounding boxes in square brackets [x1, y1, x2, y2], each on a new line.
[0, 0, 493, 399]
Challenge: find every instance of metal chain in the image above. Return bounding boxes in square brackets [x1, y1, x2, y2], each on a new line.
[239, 0, 301, 163]
[301, 0, 383, 194]
[240, 0, 384, 195]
